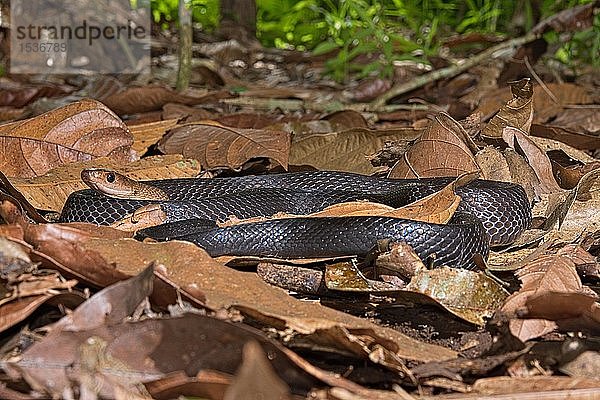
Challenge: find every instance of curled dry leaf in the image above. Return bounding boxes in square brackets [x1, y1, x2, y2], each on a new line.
[475, 144, 539, 202]
[521, 291, 600, 334]
[503, 126, 563, 195]
[0, 99, 136, 178]
[481, 78, 533, 139]
[158, 121, 290, 171]
[500, 254, 584, 341]
[324, 261, 399, 292]
[552, 160, 600, 192]
[6, 155, 201, 212]
[375, 242, 426, 280]
[539, 162, 600, 237]
[389, 112, 480, 178]
[51, 264, 155, 332]
[290, 127, 422, 175]
[307, 178, 460, 224]
[0, 292, 85, 333]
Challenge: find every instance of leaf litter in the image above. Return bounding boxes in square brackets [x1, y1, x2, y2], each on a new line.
[0, 6, 599, 398]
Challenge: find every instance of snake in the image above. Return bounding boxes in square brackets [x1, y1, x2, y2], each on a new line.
[60, 169, 532, 269]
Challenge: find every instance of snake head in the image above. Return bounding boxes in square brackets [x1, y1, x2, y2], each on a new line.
[81, 168, 169, 201]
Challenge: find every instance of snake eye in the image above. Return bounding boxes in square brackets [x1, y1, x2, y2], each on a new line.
[106, 172, 116, 183]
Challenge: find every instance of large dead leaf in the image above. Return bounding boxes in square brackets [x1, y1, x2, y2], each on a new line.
[389, 113, 480, 178]
[521, 291, 600, 334]
[8, 219, 456, 363]
[475, 145, 513, 181]
[158, 121, 290, 170]
[289, 127, 422, 174]
[8, 313, 319, 398]
[0, 99, 136, 178]
[481, 78, 534, 139]
[224, 341, 292, 400]
[503, 126, 563, 195]
[500, 254, 584, 341]
[3, 155, 200, 213]
[127, 118, 180, 154]
[0, 80, 74, 108]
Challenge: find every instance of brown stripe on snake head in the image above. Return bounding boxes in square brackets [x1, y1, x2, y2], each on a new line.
[80, 169, 170, 201]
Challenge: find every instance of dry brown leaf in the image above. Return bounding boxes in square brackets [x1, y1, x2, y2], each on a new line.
[552, 107, 600, 133]
[310, 177, 461, 223]
[0, 292, 85, 333]
[289, 127, 422, 175]
[531, 123, 600, 151]
[475, 146, 512, 182]
[102, 86, 231, 115]
[162, 103, 216, 123]
[128, 118, 180, 154]
[52, 264, 155, 332]
[7, 155, 200, 212]
[533, 84, 594, 124]
[552, 160, 600, 192]
[9, 314, 316, 399]
[0, 99, 136, 178]
[482, 78, 534, 139]
[158, 121, 290, 170]
[530, 135, 597, 165]
[500, 254, 583, 341]
[522, 291, 600, 334]
[13, 220, 455, 363]
[322, 110, 369, 130]
[389, 113, 480, 178]
[475, 145, 538, 202]
[503, 126, 563, 195]
[224, 341, 292, 400]
[375, 242, 426, 280]
[503, 149, 538, 201]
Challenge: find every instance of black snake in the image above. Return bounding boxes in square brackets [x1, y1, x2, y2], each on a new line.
[60, 170, 532, 269]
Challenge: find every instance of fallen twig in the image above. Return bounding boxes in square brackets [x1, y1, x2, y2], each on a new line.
[371, 32, 540, 110]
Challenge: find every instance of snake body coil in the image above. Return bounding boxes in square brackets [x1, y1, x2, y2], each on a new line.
[61, 171, 532, 269]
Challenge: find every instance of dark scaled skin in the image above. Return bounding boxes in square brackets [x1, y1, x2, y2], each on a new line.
[137, 213, 489, 269]
[62, 170, 532, 268]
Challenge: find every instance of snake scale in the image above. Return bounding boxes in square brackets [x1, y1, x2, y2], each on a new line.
[60, 169, 532, 269]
